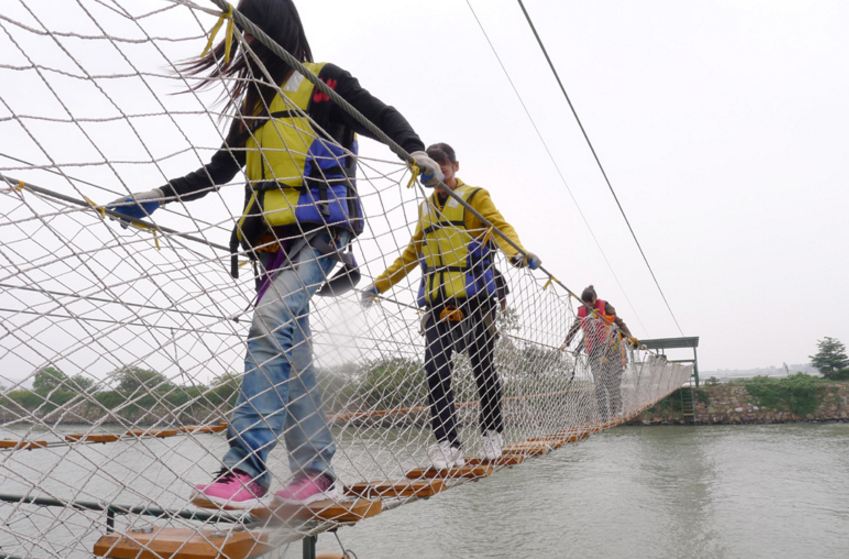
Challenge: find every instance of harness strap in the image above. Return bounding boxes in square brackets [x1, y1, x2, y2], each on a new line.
[313, 234, 361, 297]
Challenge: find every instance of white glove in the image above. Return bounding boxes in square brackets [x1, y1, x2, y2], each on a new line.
[360, 285, 380, 308]
[410, 151, 444, 188]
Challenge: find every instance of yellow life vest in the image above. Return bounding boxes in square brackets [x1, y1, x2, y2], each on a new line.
[228, 63, 363, 279]
[418, 185, 494, 305]
[237, 62, 358, 240]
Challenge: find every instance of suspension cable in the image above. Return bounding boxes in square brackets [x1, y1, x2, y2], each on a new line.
[514, 0, 685, 335]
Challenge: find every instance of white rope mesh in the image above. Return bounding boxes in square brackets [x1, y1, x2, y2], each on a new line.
[0, 2, 692, 557]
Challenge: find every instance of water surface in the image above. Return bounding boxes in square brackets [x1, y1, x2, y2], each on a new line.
[307, 424, 849, 559]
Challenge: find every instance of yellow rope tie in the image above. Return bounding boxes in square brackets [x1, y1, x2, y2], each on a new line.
[14, 180, 25, 192]
[86, 194, 160, 249]
[481, 226, 495, 246]
[406, 162, 421, 189]
[82, 195, 106, 219]
[201, 5, 235, 64]
[543, 276, 554, 290]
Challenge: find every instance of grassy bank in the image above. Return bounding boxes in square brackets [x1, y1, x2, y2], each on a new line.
[637, 375, 849, 425]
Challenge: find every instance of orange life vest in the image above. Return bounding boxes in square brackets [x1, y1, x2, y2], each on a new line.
[577, 299, 625, 361]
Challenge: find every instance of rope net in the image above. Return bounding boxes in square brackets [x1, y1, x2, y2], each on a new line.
[0, 1, 692, 557]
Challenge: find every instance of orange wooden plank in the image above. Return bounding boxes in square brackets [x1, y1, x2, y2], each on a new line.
[65, 434, 121, 443]
[502, 442, 551, 456]
[153, 429, 179, 438]
[249, 498, 382, 524]
[0, 439, 48, 450]
[466, 454, 526, 467]
[93, 527, 269, 559]
[181, 423, 227, 434]
[344, 479, 445, 498]
[405, 464, 493, 480]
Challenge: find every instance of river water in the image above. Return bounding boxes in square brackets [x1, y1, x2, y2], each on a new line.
[307, 423, 849, 559]
[1, 423, 847, 558]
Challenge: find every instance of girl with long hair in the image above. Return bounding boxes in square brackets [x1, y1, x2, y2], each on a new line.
[108, 0, 441, 508]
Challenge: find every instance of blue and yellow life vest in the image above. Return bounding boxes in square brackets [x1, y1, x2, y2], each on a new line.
[234, 62, 363, 252]
[417, 185, 496, 306]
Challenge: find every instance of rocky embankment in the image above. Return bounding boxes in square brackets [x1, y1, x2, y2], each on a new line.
[635, 379, 849, 425]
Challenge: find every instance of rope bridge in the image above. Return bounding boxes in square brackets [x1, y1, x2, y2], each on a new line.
[0, 2, 692, 557]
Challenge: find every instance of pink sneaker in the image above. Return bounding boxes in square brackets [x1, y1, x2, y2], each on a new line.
[273, 473, 340, 506]
[191, 469, 267, 510]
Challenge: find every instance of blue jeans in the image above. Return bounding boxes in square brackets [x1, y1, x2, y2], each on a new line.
[223, 230, 348, 489]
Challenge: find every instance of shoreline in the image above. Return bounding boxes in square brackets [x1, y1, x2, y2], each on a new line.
[633, 378, 849, 426]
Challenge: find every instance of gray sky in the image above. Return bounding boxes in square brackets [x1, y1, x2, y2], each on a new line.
[305, 0, 848, 371]
[2, 0, 848, 372]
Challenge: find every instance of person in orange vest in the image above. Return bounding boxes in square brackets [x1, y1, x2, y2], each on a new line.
[563, 285, 638, 421]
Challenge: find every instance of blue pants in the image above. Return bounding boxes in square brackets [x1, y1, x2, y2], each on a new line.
[223, 231, 347, 489]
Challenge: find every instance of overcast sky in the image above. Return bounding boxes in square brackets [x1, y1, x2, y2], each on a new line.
[2, 0, 848, 372]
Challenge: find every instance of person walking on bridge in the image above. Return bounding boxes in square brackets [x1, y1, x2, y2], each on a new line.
[363, 143, 540, 468]
[106, 0, 442, 509]
[563, 286, 638, 421]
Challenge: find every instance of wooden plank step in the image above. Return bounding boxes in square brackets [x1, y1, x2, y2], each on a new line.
[181, 423, 228, 434]
[344, 479, 445, 498]
[545, 430, 591, 442]
[248, 498, 382, 524]
[191, 494, 381, 525]
[93, 527, 269, 559]
[125, 428, 179, 439]
[501, 442, 551, 456]
[527, 431, 588, 444]
[65, 434, 121, 443]
[405, 464, 493, 480]
[0, 439, 48, 450]
[466, 454, 526, 467]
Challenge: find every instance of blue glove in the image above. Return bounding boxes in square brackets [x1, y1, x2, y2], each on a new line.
[360, 284, 380, 308]
[105, 188, 164, 228]
[410, 151, 444, 188]
[510, 252, 541, 270]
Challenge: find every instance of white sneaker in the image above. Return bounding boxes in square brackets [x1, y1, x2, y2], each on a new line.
[451, 446, 466, 468]
[481, 431, 503, 461]
[428, 441, 465, 469]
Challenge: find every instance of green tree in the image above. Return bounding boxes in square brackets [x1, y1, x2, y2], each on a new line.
[810, 337, 849, 379]
[3, 389, 42, 410]
[32, 366, 68, 394]
[68, 374, 95, 394]
[208, 372, 241, 407]
[113, 366, 172, 395]
[357, 357, 424, 409]
[30, 367, 76, 411]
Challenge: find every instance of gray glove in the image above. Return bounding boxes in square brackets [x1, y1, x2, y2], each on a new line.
[510, 252, 541, 270]
[410, 151, 444, 188]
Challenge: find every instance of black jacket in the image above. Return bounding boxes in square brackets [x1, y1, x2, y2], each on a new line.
[160, 63, 424, 201]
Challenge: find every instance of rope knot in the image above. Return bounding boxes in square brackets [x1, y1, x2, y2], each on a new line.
[201, 5, 235, 64]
